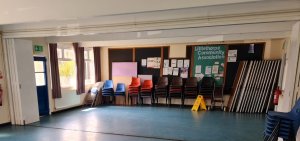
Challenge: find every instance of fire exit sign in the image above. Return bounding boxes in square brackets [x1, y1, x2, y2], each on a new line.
[34, 45, 43, 53]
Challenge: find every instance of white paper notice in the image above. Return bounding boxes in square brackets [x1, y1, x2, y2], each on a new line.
[173, 68, 179, 76]
[168, 67, 173, 75]
[195, 73, 204, 79]
[228, 57, 237, 62]
[205, 66, 212, 75]
[184, 59, 190, 67]
[195, 65, 201, 73]
[180, 68, 188, 78]
[171, 59, 177, 67]
[228, 50, 237, 56]
[141, 59, 147, 67]
[177, 60, 183, 68]
[164, 59, 169, 67]
[147, 58, 154, 68]
[163, 68, 169, 75]
[228, 50, 237, 62]
[212, 65, 219, 74]
[153, 57, 161, 69]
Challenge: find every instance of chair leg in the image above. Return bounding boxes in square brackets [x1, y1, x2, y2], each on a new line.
[113, 96, 116, 104]
[182, 95, 185, 107]
[124, 95, 126, 106]
[151, 95, 153, 105]
[130, 96, 132, 105]
[165, 97, 168, 105]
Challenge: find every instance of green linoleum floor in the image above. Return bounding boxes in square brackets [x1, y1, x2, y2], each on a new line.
[0, 106, 265, 141]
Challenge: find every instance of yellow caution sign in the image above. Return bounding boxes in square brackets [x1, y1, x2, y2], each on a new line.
[191, 95, 207, 111]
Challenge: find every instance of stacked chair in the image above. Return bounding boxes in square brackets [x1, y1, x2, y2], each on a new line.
[83, 82, 104, 107]
[114, 83, 126, 105]
[128, 77, 141, 105]
[168, 77, 183, 106]
[102, 80, 114, 104]
[198, 77, 215, 110]
[264, 98, 300, 141]
[139, 80, 153, 105]
[183, 77, 198, 106]
[154, 77, 169, 105]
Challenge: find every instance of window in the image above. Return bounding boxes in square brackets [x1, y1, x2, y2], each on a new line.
[34, 61, 46, 86]
[57, 44, 76, 88]
[84, 49, 95, 84]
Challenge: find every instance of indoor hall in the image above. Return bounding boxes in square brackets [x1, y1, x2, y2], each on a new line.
[0, 0, 300, 141]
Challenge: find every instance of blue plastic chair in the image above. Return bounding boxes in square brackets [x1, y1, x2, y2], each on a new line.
[264, 98, 300, 141]
[102, 80, 114, 104]
[114, 83, 126, 105]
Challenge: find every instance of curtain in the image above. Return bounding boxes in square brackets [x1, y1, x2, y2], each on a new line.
[93, 47, 101, 82]
[49, 43, 62, 98]
[73, 43, 85, 94]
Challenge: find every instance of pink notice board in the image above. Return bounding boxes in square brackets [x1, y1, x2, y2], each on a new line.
[112, 62, 137, 77]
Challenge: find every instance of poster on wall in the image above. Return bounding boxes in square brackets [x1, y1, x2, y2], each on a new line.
[141, 59, 147, 67]
[147, 57, 161, 69]
[171, 59, 177, 67]
[164, 59, 169, 67]
[177, 60, 183, 68]
[180, 68, 189, 78]
[193, 45, 226, 85]
[184, 59, 190, 67]
[112, 62, 137, 77]
[154, 57, 161, 69]
[168, 67, 173, 75]
[163, 68, 169, 75]
[173, 68, 179, 76]
[228, 50, 237, 62]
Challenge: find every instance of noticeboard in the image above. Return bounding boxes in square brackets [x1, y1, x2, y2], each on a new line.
[193, 45, 226, 86]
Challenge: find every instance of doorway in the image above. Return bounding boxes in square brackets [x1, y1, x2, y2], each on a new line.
[34, 57, 50, 116]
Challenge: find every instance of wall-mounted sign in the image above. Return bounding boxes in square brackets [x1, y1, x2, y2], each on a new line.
[33, 45, 43, 53]
[193, 45, 226, 85]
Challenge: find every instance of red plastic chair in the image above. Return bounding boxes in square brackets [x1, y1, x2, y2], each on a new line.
[128, 77, 141, 105]
[140, 80, 153, 105]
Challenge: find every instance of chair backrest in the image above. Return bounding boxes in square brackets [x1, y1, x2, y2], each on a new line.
[143, 80, 153, 88]
[103, 80, 113, 89]
[116, 83, 125, 92]
[290, 98, 300, 136]
[200, 77, 215, 88]
[157, 77, 168, 87]
[130, 77, 141, 86]
[91, 82, 104, 94]
[185, 77, 198, 87]
[171, 77, 183, 86]
[291, 98, 300, 115]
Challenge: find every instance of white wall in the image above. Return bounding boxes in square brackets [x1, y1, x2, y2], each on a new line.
[30, 38, 54, 113]
[29, 39, 88, 112]
[0, 34, 10, 124]
[169, 44, 186, 58]
[14, 39, 39, 124]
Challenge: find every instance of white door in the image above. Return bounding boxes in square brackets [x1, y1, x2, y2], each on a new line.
[14, 39, 39, 124]
[4, 39, 40, 124]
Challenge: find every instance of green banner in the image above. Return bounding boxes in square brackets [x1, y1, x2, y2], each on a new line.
[193, 45, 226, 86]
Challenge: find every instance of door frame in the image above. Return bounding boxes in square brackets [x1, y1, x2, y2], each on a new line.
[34, 56, 50, 116]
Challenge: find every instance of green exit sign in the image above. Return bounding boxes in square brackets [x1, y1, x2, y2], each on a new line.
[34, 45, 43, 53]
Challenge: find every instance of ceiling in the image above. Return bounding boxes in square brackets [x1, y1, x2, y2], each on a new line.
[0, 0, 262, 25]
